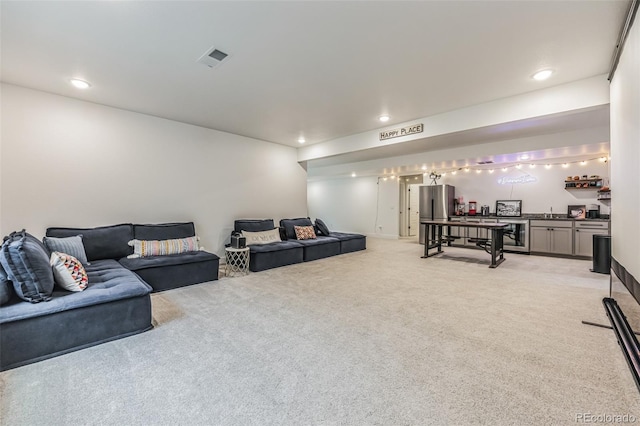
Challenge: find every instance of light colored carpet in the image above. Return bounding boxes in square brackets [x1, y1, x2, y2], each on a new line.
[2, 238, 639, 425]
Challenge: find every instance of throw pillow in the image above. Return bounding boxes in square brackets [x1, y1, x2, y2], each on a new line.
[43, 235, 90, 265]
[50, 252, 88, 292]
[242, 228, 282, 245]
[294, 225, 317, 240]
[127, 236, 200, 258]
[0, 230, 55, 303]
[315, 218, 330, 236]
[0, 263, 13, 305]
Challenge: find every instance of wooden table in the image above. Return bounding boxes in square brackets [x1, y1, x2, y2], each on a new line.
[420, 220, 510, 268]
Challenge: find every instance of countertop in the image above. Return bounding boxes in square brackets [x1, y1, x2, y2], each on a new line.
[450, 214, 610, 222]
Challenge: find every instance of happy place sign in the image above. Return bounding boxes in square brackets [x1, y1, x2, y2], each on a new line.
[380, 123, 424, 141]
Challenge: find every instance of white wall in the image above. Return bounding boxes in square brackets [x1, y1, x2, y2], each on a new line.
[0, 84, 308, 257]
[610, 16, 640, 280]
[299, 75, 609, 163]
[308, 160, 610, 239]
[439, 161, 610, 216]
[307, 176, 399, 238]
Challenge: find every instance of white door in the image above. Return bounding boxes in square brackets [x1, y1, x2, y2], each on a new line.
[408, 184, 421, 237]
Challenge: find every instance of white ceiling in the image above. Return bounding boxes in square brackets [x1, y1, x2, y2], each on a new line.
[0, 1, 629, 153]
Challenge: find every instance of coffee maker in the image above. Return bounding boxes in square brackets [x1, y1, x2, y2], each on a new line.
[587, 204, 601, 219]
[480, 205, 490, 216]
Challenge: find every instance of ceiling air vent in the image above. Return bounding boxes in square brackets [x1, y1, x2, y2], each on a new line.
[197, 46, 230, 68]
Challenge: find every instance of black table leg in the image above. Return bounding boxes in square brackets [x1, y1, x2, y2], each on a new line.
[489, 228, 506, 268]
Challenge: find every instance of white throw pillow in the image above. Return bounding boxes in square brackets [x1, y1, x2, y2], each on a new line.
[50, 252, 88, 292]
[242, 229, 281, 245]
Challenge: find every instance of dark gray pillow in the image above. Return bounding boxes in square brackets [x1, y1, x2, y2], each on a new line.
[43, 235, 90, 265]
[46, 224, 134, 261]
[0, 230, 54, 303]
[0, 263, 13, 305]
[315, 219, 330, 236]
[279, 218, 313, 240]
[234, 219, 275, 233]
[134, 222, 195, 240]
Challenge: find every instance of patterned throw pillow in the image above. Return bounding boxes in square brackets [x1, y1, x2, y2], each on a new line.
[50, 252, 88, 292]
[294, 225, 317, 240]
[241, 228, 282, 246]
[127, 236, 200, 259]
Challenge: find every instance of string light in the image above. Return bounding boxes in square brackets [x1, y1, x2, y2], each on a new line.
[375, 155, 609, 180]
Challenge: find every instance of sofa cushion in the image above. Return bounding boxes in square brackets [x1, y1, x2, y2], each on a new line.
[315, 219, 330, 236]
[0, 264, 13, 305]
[46, 224, 134, 261]
[0, 259, 151, 324]
[133, 222, 195, 240]
[50, 252, 88, 292]
[119, 250, 219, 271]
[280, 218, 314, 240]
[234, 219, 275, 233]
[0, 231, 55, 303]
[247, 240, 303, 254]
[43, 235, 90, 265]
[242, 229, 281, 245]
[127, 236, 200, 258]
[294, 225, 317, 240]
[327, 232, 365, 241]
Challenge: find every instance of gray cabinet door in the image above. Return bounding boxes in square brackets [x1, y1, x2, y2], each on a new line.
[575, 229, 609, 257]
[550, 227, 573, 255]
[530, 227, 549, 252]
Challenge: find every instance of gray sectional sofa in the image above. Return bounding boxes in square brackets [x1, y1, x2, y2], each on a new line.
[235, 218, 366, 272]
[0, 222, 219, 371]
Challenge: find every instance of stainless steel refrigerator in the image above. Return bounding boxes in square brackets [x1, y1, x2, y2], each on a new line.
[418, 184, 455, 244]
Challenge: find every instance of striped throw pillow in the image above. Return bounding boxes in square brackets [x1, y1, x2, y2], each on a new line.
[127, 236, 200, 259]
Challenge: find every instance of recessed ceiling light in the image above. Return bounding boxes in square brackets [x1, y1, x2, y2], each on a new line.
[379, 115, 390, 122]
[70, 79, 91, 89]
[532, 69, 553, 81]
[298, 137, 305, 144]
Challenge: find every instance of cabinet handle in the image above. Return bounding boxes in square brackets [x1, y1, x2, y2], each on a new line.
[576, 229, 580, 232]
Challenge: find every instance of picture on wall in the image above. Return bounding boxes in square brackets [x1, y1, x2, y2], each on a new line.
[496, 200, 522, 217]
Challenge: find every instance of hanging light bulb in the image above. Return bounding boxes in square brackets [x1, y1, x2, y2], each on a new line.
[451, 171, 457, 175]
[464, 167, 470, 173]
[562, 163, 569, 168]
[383, 177, 388, 181]
[599, 157, 607, 163]
[488, 169, 494, 174]
[515, 164, 522, 169]
[580, 161, 587, 166]
[502, 167, 508, 172]
[476, 169, 482, 174]
[442, 172, 447, 176]
[529, 164, 536, 169]
[545, 164, 552, 169]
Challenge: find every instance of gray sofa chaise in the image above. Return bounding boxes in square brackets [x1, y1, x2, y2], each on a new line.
[47, 222, 219, 292]
[234, 218, 365, 272]
[0, 222, 219, 371]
